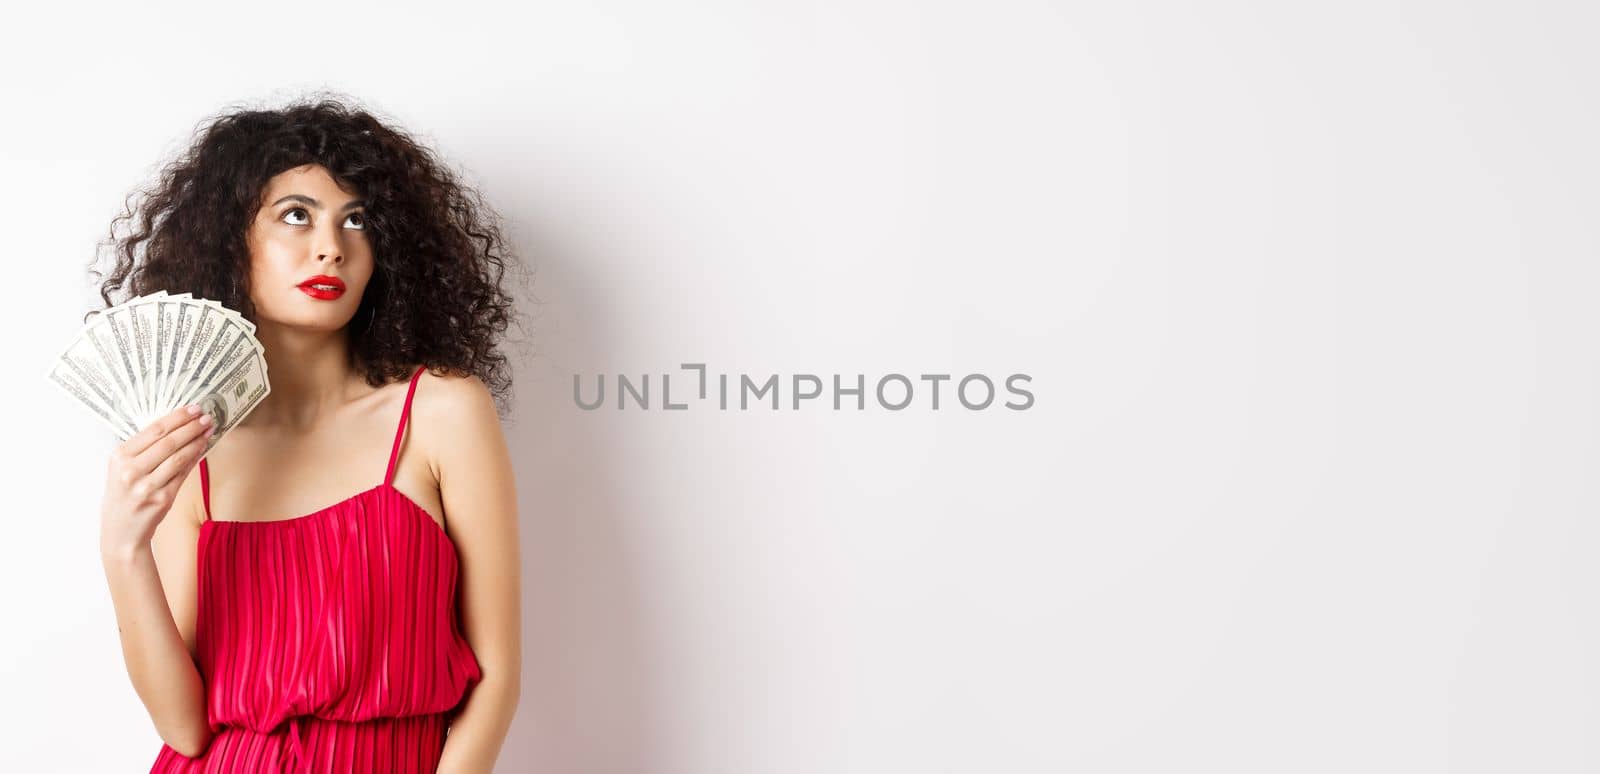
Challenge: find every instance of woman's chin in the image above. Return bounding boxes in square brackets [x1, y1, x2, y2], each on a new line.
[257, 311, 356, 334]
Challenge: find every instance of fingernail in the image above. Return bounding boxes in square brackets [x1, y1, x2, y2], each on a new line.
[187, 404, 201, 415]
[198, 413, 214, 426]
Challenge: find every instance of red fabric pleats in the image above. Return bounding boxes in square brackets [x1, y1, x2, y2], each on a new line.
[149, 365, 482, 773]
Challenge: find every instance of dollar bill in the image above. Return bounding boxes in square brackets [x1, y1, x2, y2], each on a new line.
[128, 291, 165, 427]
[51, 294, 269, 447]
[81, 313, 137, 424]
[48, 360, 139, 439]
[171, 312, 254, 411]
[190, 341, 270, 453]
[47, 320, 140, 437]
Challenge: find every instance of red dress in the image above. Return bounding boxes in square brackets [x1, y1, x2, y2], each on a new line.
[150, 365, 483, 773]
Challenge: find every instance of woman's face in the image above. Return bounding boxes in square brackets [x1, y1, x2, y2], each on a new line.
[245, 164, 375, 331]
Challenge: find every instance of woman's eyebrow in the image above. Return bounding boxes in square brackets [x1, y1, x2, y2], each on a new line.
[271, 194, 367, 211]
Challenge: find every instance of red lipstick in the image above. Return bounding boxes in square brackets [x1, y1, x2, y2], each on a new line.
[298, 274, 346, 300]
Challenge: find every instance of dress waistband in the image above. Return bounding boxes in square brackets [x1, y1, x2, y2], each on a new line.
[281, 716, 308, 774]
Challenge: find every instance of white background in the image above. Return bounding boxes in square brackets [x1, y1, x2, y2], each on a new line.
[3, 1, 1596, 772]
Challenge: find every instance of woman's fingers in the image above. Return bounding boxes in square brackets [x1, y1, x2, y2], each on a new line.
[132, 409, 213, 475]
[150, 427, 212, 494]
[123, 405, 204, 459]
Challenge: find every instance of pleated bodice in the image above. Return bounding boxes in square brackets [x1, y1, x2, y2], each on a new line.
[149, 365, 482, 773]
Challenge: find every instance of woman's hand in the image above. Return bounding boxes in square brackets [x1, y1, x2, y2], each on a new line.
[100, 404, 215, 559]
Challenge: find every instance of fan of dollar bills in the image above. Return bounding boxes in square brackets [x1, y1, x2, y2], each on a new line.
[47, 291, 270, 452]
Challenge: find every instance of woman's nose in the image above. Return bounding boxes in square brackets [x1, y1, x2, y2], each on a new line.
[314, 225, 345, 263]
[315, 238, 343, 263]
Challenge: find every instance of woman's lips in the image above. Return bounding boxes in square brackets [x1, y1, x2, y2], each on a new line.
[298, 282, 345, 300]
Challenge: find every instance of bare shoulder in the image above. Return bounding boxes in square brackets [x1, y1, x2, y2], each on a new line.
[406, 367, 515, 548]
[409, 366, 497, 427]
[407, 367, 506, 489]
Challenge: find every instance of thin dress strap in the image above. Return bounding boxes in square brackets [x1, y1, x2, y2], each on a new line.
[384, 365, 428, 487]
[198, 458, 211, 522]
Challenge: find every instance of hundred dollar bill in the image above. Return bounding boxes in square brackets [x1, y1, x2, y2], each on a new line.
[49, 319, 141, 436]
[101, 303, 149, 425]
[157, 294, 201, 411]
[152, 293, 178, 413]
[190, 339, 270, 453]
[164, 304, 229, 415]
[48, 359, 139, 439]
[128, 291, 165, 426]
[170, 310, 255, 412]
[58, 327, 135, 426]
[81, 312, 138, 425]
[195, 297, 255, 336]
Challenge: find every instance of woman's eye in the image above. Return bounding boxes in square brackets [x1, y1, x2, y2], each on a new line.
[344, 212, 366, 230]
[282, 207, 310, 226]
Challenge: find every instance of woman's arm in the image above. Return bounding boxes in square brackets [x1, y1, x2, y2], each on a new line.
[423, 373, 523, 774]
[101, 407, 215, 758]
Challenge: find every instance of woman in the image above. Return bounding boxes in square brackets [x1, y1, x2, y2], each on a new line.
[92, 96, 524, 773]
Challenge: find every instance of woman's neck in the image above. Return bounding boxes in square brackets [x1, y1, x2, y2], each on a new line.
[248, 322, 368, 428]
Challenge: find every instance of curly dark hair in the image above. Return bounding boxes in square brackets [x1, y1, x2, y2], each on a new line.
[87, 93, 530, 415]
